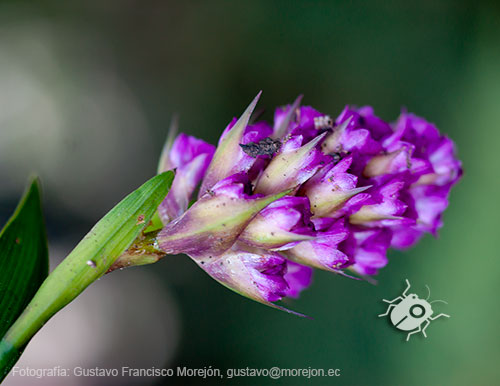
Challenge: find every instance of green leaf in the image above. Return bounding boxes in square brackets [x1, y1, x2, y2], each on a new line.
[142, 210, 164, 234]
[0, 171, 174, 382]
[0, 179, 48, 337]
[0, 179, 48, 378]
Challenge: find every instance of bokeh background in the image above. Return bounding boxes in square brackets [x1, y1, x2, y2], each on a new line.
[0, 1, 498, 385]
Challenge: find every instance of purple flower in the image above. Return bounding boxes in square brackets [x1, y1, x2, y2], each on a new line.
[284, 218, 351, 273]
[194, 246, 312, 315]
[273, 95, 304, 138]
[301, 155, 370, 217]
[196, 247, 289, 303]
[322, 106, 383, 156]
[199, 92, 271, 196]
[254, 132, 329, 195]
[239, 196, 315, 251]
[381, 112, 463, 187]
[377, 112, 462, 248]
[150, 94, 462, 314]
[284, 260, 313, 299]
[340, 227, 392, 276]
[356, 106, 393, 140]
[273, 101, 331, 143]
[363, 146, 414, 178]
[349, 178, 411, 227]
[157, 130, 215, 223]
[390, 183, 451, 248]
[157, 173, 289, 257]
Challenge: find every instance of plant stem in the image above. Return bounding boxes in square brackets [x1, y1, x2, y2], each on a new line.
[107, 230, 165, 272]
[0, 231, 167, 382]
[0, 172, 173, 382]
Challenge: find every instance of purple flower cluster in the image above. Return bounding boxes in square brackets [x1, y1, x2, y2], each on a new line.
[156, 93, 462, 312]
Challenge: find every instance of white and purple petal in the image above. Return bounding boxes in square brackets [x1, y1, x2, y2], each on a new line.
[342, 227, 393, 276]
[158, 133, 216, 223]
[255, 132, 330, 195]
[301, 155, 371, 217]
[284, 219, 351, 272]
[239, 196, 315, 250]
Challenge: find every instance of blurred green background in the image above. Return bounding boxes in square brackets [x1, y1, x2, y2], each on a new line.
[0, 1, 498, 385]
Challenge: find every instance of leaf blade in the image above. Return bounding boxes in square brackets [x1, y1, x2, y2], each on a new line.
[0, 178, 48, 339]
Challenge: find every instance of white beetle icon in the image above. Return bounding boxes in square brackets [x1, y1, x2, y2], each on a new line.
[379, 279, 450, 341]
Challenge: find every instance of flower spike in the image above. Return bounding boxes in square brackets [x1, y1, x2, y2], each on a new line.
[150, 95, 462, 314]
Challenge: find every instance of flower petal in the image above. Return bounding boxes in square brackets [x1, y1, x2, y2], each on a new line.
[302, 155, 371, 217]
[284, 219, 350, 272]
[157, 133, 215, 223]
[193, 247, 311, 315]
[255, 132, 329, 195]
[239, 196, 315, 250]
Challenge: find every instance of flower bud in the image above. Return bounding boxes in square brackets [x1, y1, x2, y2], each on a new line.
[283, 218, 350, 272]
[157, 174, 290, 257]
[255, 132, 329, 195]
[301, 155, 370, 217]
[273, 95, 303, 138]
[157, 133, 215, 223]
[239, 196, 315, 250]
[363, 147, 411, 178]
[341, 227, 392, 276]
[349, 179, 410, 226]
[199, 92, 263, 196]
[322, 107, 382, 155]
[390, 184, 449, 248]
[195, 247, 312, 304]
[274, 101, 330, 145]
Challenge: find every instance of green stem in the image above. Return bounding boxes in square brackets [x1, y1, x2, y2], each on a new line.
[0, 232, 167, 379]
[0, 340, 18, 381]
[0, 171, 173, 383]
[108, 230, 165, 272]
[2, 245, 113, 352]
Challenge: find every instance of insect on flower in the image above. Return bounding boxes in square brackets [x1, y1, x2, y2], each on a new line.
[379, 279, 450, 341]
[239, 137, 282, 158]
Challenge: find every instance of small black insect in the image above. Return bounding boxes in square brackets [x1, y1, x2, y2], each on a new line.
[240, 137, 282, 158]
